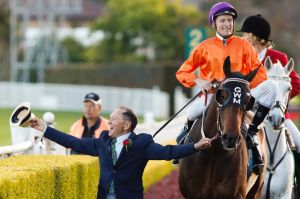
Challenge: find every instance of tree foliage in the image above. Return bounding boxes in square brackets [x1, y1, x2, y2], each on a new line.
[61, 37, 86, 63]
[90, 0, 205, 62]
[0, 1, 10, 80]
[0, 1, 9, 44]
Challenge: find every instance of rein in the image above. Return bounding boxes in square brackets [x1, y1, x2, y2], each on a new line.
[264, 126, 289, 199]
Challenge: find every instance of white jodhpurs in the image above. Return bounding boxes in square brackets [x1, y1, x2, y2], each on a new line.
[187, 94, 213, 121]
[250, 80, 277, 108]
[285, 119, 300, 153]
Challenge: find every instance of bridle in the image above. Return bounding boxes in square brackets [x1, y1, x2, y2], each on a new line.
[215, 78, 252, 148]
[267, 74, 291, 117]
[190, 77, 253, 158]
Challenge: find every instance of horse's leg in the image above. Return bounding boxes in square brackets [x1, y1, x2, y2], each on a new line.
[178, 164, 188, 199]
[293, 151, 300, 199]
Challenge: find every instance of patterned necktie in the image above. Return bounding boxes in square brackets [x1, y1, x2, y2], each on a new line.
[108, 139, 117, 194]
[111, 139, 117, 165]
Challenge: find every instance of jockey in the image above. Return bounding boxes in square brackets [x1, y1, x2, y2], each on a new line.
[240, 14, 300, 184]
[174, 2, 277, 175]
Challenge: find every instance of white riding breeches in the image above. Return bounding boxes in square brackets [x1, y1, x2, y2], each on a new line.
[250, 80, 277, 108]
[187, 94, 213, 121]
[186, 80, 277, 121]
[285, 119, 300, 153]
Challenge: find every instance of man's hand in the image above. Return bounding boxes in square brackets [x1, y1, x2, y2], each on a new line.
[194, 78, 211, 94]
[31, 117, 47, 133]
[194, 137, 211, 150]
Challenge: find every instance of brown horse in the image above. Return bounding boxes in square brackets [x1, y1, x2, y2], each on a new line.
[179, 57, 266, 199]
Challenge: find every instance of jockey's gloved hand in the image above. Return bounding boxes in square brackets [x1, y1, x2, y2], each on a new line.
[194, 78, 211, 94]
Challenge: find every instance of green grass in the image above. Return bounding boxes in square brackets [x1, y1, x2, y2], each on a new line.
[0, 108, 92, 146]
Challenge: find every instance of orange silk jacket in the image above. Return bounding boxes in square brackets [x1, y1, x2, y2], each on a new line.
[176, 36, 267, 88]
[69, 116, 108, 138]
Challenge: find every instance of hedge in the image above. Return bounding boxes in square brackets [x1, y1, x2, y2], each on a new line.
[0, 155, 99, 199]
[0, 140, 177, 198]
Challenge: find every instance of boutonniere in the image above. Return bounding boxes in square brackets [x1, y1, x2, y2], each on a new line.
[123, 139, 132, 152]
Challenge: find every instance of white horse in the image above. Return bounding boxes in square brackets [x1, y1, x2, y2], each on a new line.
[262, 56, 295, 199]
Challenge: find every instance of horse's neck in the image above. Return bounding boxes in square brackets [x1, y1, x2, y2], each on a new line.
[264, 121, 288, 156]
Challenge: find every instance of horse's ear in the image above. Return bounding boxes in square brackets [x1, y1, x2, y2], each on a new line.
[284, 58, 294, 75]
[223, 56, 231, 77]
[245, 65, 260, 82]
[264, 56, 272, 70]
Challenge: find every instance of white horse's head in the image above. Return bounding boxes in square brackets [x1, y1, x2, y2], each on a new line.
[265, 56, 294, 129]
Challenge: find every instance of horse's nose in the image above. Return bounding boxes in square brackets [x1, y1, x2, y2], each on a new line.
[221, 133, 237, 150]
[268, 115, 285, 130]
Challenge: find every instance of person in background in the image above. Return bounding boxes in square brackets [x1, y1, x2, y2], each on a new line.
[240, 13, 300, 193]
[30, 106, 212, 199]
[174, 2, 277, 175]
[69, 92, 108, 154]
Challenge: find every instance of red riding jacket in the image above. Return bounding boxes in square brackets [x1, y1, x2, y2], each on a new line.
[262, 48, 300, 119]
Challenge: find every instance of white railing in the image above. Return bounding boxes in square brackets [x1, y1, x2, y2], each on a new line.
[0, 141, 33, 158]
[0, 82, 169, 118]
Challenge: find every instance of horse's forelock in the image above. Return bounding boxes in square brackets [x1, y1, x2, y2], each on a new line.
[267, 62, 289, 78]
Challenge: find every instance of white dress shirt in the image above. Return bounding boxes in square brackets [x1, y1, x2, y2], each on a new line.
[258, 47, 267, 62]
[114, 133, 131, 158]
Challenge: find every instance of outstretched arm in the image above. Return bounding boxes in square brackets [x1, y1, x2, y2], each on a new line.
[31, 118, 99, 156]
[144, 136, 211, 160]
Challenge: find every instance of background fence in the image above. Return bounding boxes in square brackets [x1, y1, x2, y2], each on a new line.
[0, 81, 170, 118]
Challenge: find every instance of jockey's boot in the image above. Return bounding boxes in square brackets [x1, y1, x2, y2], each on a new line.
[293, 151, 300, 196]
[246, 124, 260, 148]
[173, 119, 194, 165]
[176, 119, 194, 144]
[251, 145, 264, 175]
[247, 104, 270, 175]
[246, 104, 270, 148]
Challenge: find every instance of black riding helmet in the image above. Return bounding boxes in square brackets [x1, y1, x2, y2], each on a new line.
[239, 14, 271, 41]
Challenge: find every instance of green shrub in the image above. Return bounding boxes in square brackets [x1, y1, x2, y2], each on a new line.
[0, 155, 99, 199]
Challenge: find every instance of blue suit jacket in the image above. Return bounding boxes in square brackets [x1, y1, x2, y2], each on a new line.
[44, 127, 197, 199]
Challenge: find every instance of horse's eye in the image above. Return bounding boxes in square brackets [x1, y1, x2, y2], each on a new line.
[215, 89, 226, 105]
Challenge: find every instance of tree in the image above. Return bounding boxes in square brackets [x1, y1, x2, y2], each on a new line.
[90, 0, 205, 62]
[0, 1, 10, 80]
[61, 36, 86, 63]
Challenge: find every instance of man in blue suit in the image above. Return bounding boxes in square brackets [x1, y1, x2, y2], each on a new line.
[31, 106, 211, 199]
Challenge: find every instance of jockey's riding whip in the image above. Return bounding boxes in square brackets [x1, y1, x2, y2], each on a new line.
[153, 79, 219, 138]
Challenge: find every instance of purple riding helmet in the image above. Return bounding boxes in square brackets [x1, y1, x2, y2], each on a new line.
[208, 2, 238, 26]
